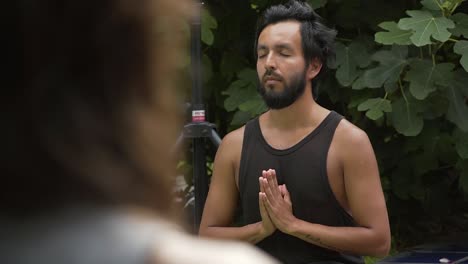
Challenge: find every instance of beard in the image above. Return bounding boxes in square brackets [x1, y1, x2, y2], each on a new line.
[257, 68, 307, 110]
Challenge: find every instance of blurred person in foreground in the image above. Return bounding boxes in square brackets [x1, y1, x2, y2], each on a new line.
[199, 1, 390, 263]
[1, 1, 278, 263]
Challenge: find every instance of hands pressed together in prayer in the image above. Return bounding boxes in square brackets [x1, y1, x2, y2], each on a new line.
[258, 169, 298, 236]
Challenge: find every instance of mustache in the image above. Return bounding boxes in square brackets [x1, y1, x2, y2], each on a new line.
[263, 69, 283, 81]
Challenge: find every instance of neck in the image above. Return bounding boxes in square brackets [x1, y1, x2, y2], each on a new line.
[263, 85, 326, 130]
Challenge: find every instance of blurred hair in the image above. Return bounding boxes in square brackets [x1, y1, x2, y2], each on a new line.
[2, 0, 190, 218]
[254, 0, 336, 96]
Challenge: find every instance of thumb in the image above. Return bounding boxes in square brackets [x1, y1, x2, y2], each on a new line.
[281, 184, 291, 203]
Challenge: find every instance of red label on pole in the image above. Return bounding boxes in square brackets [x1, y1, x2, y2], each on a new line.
[192, 110, 205, 122]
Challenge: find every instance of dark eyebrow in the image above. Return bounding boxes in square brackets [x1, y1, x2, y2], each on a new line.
[257, 43, 293, 52]
[275, 43, 293, 51]
[257, 44, 268, 51]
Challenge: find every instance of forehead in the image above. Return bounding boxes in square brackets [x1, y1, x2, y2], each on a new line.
[257, 20, 302, 48]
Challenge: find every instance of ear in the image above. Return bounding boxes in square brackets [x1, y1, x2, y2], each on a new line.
[306, 58, 322, 80]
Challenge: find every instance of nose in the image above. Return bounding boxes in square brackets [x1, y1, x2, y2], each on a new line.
[265, 53, 276, 70]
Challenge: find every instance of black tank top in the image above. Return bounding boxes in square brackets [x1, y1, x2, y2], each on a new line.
[238, 111, 364, 264]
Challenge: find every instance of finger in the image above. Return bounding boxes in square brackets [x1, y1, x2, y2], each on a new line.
[282, 184, 291, 204]
[269, 169, 279, 187]
[262, 177, 277, 204]
[261, 191, 276, 216]
[259, 192, 268, 218]
[266, 171, 280, 197]
[259, 177, 264, 192]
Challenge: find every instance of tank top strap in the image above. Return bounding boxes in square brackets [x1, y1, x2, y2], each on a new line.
[238, 117, 260, 195]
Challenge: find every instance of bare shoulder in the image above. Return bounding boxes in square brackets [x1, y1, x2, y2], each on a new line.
[216, 125, 245, 162]
[333, 117, 379, 181]
[220, 126, 245, 147]
[334, 118, 372, 151]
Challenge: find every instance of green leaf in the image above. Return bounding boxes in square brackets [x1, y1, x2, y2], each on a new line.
[446, 85, 468, 132]
[335, 43, 358, 86]
[420, 93, 450, 119]
[391, 97, 424, 136]
[421, 0, 442, 11]
[363, 45, 408, 88]
[352, 76, 367, 90]
[384, 82, 399, 93]
[398, 10, 455, 46]
[405, 60, 455, 100]
[238, 95, 267, 115]
[375, 21, 412, 45]
[451, 69, 468, 98]
[223, 81, 252, 111]
[454, 40, 468, 72]
[201, 8, 218, 45]
[307, 0, 328, 9]
[237, 68, 258, 84]
[445, 70, 468, 131]
[450, 13, 468, 38]
[454, 129, 468, 159]
[334, 40, 372, 87]
[224, 68, 260, 112]
[231, 110, 252, 126]
[357, 98, 392, 120]
[352, 42, 373, 68]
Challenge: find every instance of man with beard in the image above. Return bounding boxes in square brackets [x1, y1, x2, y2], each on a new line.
[199, 1, 391, 263]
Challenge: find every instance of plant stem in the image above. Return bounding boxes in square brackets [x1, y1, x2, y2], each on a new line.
[336, 37, 353, 42]
[398, 78, 409, 105]
[450, 2, 460, 15]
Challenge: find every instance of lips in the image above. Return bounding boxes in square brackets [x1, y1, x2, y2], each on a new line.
[263, 74, 283, 83]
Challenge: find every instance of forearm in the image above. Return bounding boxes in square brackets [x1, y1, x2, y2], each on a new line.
[288, 219, 390, 257]
[199, 222, 269, 244]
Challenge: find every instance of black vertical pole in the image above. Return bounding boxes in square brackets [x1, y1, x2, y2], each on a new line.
[191, 1, 208, 233]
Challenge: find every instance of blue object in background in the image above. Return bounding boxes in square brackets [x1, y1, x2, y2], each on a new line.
[378, 240, 468, 264]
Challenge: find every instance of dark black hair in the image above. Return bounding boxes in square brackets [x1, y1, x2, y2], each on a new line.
[254, 0, 336, 96]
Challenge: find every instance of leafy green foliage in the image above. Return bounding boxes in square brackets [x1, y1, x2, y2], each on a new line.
[391, 97, 424, 136]
[363, 45, 408, 88]
[454, 40, 468, 71]
[358, 98, 392, 120]
[451, 13, 468, 38]
[405, 60, 455, 100]
[201, 8, 217, 45]
[421, 0, 442, 11]
[375, 22, 413, 45]
[333, 41, 371, 86]
[398, 10, 455, 46]
[223, 68, 267, 125]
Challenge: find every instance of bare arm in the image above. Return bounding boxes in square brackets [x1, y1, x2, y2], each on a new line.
[199, 128, 275, 244]
[261, 123, 391, 257]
